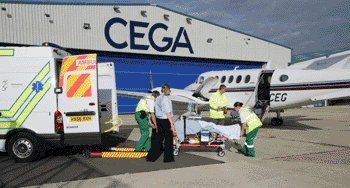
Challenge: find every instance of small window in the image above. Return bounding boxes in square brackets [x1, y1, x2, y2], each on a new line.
[244, 75, 250, 83]
[221, 76, 226, 83]
[199, 76, 204, 84]
[236, 75, 242, 83]
[279, 75, 288, 82]
[216, 76, 219, 80]
[228, 75, 234, 83]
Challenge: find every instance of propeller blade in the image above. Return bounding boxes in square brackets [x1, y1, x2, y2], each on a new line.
[150, 70, 153, 90]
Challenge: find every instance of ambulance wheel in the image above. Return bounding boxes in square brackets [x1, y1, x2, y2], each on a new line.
[218, 148, 225, 157]
[7, 132, 39, 163]
[271, 118, 283, 126]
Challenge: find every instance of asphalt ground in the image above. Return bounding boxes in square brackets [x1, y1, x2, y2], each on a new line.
[0, 106, 350, 187]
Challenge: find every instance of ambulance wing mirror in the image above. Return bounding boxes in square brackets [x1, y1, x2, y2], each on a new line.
[55, 87, 63, 94]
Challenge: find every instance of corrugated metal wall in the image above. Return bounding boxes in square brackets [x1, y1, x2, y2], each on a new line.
[0, 2, 291, 68]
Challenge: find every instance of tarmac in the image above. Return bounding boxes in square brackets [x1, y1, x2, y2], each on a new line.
[2, 105, 350, 187]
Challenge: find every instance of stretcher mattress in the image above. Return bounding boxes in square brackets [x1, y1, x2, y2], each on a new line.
[174, 120, 241, 142]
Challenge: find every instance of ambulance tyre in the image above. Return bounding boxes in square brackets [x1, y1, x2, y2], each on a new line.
[7, 132, 39, 163]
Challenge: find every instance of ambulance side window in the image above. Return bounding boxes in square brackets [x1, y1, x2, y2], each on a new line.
[55, 59, 63, 88]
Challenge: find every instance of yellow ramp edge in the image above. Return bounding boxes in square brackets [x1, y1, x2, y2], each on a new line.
[102, 152, 148, 158]
[109, 147, 145, 152]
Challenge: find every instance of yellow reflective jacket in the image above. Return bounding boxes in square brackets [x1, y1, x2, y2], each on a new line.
[209, 90, 228, 119]
[135, 95, 153, 113]
[239, 107, 262, 134]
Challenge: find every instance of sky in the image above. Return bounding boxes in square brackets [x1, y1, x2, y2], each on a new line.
[7, 0, 350, 56]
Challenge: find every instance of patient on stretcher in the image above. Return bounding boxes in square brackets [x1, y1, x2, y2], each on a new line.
[174, 119, 241, 143]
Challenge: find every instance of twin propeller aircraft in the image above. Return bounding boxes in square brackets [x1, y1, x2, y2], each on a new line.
[118, 52, 350, 126]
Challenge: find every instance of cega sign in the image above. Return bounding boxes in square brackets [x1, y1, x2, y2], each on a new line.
[105, 17, 194, 54]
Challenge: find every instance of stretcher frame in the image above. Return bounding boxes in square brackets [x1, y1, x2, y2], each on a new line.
[173, 118, 226, 157]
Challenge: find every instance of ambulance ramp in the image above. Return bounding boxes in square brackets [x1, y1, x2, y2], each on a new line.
[88, 148, 147, 158]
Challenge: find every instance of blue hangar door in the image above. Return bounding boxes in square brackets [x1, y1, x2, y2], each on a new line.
[98, 56, 262, 113]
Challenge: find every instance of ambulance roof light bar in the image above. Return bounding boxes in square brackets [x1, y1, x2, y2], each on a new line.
[42, 42, 66, 51]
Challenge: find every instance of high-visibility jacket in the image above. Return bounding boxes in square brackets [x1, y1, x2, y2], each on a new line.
[239, 107, 262, 134]
[209, 90, 228, 119]
[135, 95, 153, 113]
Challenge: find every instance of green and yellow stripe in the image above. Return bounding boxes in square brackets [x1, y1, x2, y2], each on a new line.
[0, 78, 51, 129]
[0, 62, 50, 118]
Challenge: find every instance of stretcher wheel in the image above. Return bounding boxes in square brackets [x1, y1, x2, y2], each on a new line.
[173, 149, 179, 156]
[217, 148, 225, 157]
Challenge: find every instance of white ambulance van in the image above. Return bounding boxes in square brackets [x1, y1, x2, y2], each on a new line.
[0, 44, 119, 162]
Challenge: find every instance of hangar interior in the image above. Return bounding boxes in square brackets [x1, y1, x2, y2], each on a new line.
[0, 1, 292, 112]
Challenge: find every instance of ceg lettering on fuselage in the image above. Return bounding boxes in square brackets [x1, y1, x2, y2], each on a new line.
[270, 93, 287, 102]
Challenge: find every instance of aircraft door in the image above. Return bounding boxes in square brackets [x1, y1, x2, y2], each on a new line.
[254, 70, 274, 121]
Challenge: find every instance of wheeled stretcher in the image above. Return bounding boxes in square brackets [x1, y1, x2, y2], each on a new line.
[173, 118, 240, 157]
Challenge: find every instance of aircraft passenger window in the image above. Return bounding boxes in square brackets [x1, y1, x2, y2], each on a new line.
[221, 76, 226, 83]
[245, 75, 250, 83]
[279, 75, 288, 82]
[236, 75, 242, 83]
[228, 75, 234, 83]
[199, 76, 204, 84]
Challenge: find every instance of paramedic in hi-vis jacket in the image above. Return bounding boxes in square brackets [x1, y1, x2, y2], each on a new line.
[209, 85, 229, 125]
[134, 91, 160, 152]
[234, 101, 262, 157]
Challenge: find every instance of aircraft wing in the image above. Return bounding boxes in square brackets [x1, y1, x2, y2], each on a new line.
[311, 89, 350, 101]
[117, 88, 208, 106]
[117, 90, 150, 99]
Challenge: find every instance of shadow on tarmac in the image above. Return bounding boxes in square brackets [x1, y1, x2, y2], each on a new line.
[0, 129, 224, 188]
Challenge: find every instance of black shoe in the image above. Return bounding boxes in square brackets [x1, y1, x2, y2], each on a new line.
[237, 149, 245, 155]
[163, 160, 175, 163]
[245, 154, 255, 157]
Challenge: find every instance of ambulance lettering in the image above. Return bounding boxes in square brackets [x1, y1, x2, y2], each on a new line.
[76, 59, 97, 66]
[104, 17, 194, 54]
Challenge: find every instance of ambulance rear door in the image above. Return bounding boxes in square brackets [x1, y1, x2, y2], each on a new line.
[57, 54, 101, 145]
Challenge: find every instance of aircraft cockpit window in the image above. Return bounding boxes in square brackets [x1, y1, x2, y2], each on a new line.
[236, 75, 242, 83]
[279, 75, 288, 82]
[199, 76, 204, 84]
[221, 76, 226, 83]
[216, 76, 219, 80]
[228, 75, 234, 83]
[244, 75, 251, 83]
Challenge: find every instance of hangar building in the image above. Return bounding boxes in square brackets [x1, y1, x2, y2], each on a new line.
[0, 1, 292, 112]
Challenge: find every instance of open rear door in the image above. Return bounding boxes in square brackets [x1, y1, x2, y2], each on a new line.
[58, 54, 101, 145]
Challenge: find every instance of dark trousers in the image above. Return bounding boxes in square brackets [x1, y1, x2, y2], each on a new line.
[146, 118, 174, 162]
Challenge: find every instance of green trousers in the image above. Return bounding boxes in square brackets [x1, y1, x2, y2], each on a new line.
[242, 127, 259, 156]
[135, 111, 151, 151]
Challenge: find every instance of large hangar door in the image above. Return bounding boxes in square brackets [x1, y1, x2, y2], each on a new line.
[98, 56, 262, 113]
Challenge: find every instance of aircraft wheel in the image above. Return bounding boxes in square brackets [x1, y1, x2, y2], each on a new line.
[271, 118, 283, 126]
